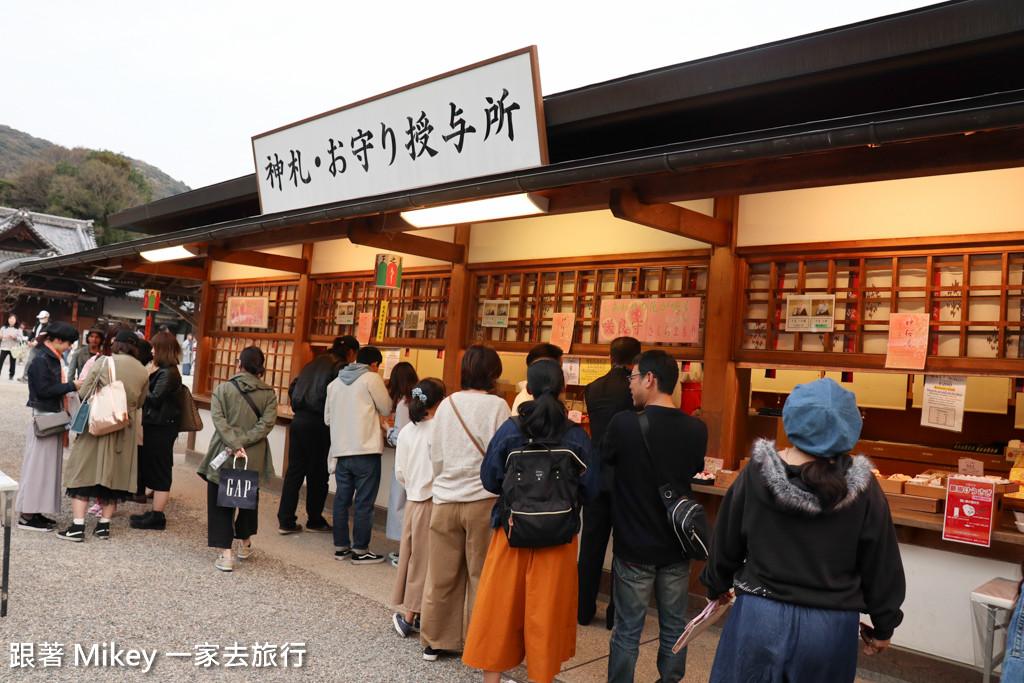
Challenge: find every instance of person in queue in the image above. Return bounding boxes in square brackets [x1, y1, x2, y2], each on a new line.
[59, 329, 150, 542]
[1002, 559, 1024, 679]
[385, 360, 419, 563]
[419, 344, 510, 662]
[462, 359, 601, 683]
[390, 377, 447, 639]
[577, 335, 641, 628]
[16, 322, 82, 531]
[510, 343, 563, 416]
[0, 314, 26, 380]
[67, 328, 103, 380]
[129, 331, 182, 531]
[277, 335, 358, 534]
[700, 378, 906, 682]
[196, 345, 278, 572]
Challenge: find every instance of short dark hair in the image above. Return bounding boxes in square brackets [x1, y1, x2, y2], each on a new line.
[333, 335, 360, 357]
[609, 336, 642, 365]
[636, 349, 678, 395]
[526, 343, 563, 366]
[461, 344, 502, 391]
[239, 345, 266, 377]
[356, 346, 383, 366]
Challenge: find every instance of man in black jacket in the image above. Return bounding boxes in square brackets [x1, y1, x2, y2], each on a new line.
[277, 336, 358, 534]
[604, 349, 707, 683]
[577, 336, 640, 628]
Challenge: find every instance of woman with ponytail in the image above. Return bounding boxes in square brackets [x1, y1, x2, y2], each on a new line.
[462, 359, 601, 683]
[700, 378, 906, 683]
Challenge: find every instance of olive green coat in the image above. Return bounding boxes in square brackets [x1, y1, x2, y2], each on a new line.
[196, 372, 278, 485]
[64, 353, 151, 493]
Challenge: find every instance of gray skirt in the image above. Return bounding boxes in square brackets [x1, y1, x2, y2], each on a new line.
[15, 424, 65, 515]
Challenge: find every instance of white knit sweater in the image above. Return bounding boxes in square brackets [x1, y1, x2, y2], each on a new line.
[429, 391, 511, 504]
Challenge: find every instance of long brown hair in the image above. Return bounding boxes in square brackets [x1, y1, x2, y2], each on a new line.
[151, 331, 181, 368]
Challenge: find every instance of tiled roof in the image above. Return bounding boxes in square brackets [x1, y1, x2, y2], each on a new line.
[0, 207, 97, 259]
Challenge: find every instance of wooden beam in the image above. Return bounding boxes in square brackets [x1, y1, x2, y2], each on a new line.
[347, 222, 466, 263]
[609, 189, 731, 246]
[159, 298, 199, 328]
[442, 224, 472, 392]
[207, 246, 308, 273]
[122, 258, 207, 281]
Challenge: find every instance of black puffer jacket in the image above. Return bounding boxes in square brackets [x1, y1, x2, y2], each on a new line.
[142, 365, 182, 426]
[27, 345, 76, 412]
[289, 352, 346, 415]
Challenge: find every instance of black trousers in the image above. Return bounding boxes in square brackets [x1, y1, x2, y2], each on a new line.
[206, 480, 259, 549]
[577, 490, 615, 626]
[276, 411, 331, 529]
[0, 350, 15, 378]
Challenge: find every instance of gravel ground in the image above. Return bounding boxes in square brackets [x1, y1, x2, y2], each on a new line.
[0, 377, 484, 682]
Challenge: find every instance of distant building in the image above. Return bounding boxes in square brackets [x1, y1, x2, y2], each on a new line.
[0, 207, 96, 267]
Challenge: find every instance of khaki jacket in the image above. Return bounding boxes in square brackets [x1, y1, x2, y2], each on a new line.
[64, 353, 151, 493]
[196, 372, 278, 485]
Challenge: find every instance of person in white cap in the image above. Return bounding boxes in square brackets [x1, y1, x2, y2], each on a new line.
[19, 311, 50, 382]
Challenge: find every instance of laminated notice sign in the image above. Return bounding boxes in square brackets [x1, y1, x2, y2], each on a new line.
[942, 476, 997, 547]
[920, 375, 966, 432]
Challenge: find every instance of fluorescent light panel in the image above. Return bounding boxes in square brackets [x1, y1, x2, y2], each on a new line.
[140, 245, 196, 262]
[400, 193, 549, 228]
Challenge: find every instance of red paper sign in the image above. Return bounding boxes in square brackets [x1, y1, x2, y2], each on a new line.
[551, 312, 575, 353]
[942, 476, 997, 547]
[356, 311, 373, 346]
[885, 313, 929, 369]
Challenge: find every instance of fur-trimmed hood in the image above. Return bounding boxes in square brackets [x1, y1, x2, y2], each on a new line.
[751, 438, 876, 516]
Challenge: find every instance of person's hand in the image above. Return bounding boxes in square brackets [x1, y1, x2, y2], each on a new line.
[707, 590, 734, 607]
[73, 379, 83, 390]
[860, 622, 890, 656]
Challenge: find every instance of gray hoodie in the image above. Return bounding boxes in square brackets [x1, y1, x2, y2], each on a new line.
[325, 362, 392, 458]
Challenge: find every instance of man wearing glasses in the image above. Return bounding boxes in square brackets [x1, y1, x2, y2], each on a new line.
[603, 349, 707, 683]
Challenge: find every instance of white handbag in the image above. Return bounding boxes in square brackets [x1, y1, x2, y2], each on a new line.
[88, 357, 130, 436]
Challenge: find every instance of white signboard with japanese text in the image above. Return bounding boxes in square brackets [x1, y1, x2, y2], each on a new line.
[252, 48, 547, 215]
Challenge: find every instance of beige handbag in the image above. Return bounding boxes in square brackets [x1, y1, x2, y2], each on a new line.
[88, 357, 130, 436]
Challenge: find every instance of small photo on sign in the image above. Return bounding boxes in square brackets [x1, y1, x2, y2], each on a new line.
[482, 300, 510, 328]
[404, 310, 425, 332]
[335, 301, 355, 326]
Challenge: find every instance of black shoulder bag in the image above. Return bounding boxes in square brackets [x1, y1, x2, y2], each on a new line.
[637, 411, 712, 561]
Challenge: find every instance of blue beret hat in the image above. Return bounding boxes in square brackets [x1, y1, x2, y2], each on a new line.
[782, 377, 862, 458]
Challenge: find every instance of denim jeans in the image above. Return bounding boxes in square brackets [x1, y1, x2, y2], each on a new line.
[608, 556, 689, 683]
[710, 593, 859, 683]
[332, 454, 381, 552]
[1004, 596, 1024, 681]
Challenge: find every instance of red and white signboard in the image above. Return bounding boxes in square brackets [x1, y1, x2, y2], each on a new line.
[942, 476, 997, 547]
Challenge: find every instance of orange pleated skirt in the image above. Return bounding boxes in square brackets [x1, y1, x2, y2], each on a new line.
[462, 528, 579, 683]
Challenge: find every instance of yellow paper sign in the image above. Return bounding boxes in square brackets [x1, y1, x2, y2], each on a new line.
[376, 300, 389, 342]
[579, 358, 611, 385]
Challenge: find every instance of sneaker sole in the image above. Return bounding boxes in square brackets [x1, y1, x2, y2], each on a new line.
[278, 527, 302, 535]
[392, 614, 411, 638]
[351, 557, 386, 565]
[423, 651, 439, 662]
[304, 526, 332, 533]
[17, 524, 52, 532]
[58, 533, 84, 543]
[215, 562, 233, 572]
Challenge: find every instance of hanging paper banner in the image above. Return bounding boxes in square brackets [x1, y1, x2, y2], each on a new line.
[356, 311, 373, 345]
[375, 253, 403, 289]
[142, 289, 161, 312]
[376, 300, 389, 342]
[598, 298, 700, 343]
[226, 297, 270, 329]
[942, 476, 997, 547]
[551, 312, 575, 353]
[885, 313, 929, 369]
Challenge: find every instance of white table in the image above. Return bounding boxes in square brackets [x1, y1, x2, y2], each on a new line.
[971, 577, 1018, 683]
[0, 470, 17, 616]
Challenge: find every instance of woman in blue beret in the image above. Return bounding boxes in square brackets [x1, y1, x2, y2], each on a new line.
[700, 378, 906, 683]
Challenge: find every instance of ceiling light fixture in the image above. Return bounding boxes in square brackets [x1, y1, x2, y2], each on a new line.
[140, 245, 198, 262]
[400, 193, 549, 228]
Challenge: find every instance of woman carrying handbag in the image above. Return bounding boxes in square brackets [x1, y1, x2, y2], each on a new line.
[16, 322, 82, 531]
[59, 330, 150, 542]
[195, 346, 277, 572]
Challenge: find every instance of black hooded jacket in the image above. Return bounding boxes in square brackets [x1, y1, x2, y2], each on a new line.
[700, 439, 906, 640]
[289, 352, 346, 416]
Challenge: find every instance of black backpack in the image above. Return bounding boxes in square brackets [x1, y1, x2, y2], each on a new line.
[499, 420, 587, 548]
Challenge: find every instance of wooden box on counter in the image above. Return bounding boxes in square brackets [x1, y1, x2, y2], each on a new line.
[886, 492, 944, 513]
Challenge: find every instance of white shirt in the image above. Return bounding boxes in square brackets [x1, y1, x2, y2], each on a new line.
[394, 419, 436, 502]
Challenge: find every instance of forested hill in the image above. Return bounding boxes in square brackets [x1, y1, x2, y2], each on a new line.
[0, 125, 190, 200]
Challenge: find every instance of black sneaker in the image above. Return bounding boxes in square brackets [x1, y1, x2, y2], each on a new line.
[304, 521, 333, 533]
[351, 551, 385, 565]
[278, 524, 303, 535]
[334, 548, 351, 561]
[57, 524, 85, 542]
[38, 515, 57, 529]
[422, 646, 441, 661]
[93, 522, 110, 540]
[130, 511, 165, 530]
[393, 612, 414, 638]
[18, 514, 52, 532]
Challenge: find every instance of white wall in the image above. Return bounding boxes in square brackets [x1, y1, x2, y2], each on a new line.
[310, 227, 454, 274]
[209, 245, 306, 281]
[738, 167, 1024, 247]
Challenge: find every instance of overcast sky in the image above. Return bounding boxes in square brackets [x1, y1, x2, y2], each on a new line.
[2, 0, 942, 191]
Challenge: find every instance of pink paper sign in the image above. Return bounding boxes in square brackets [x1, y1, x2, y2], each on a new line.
[356, 311, 373, 346]
[885, 313, 929, 369]
[550, 312, 575, 353]
[599, 298, 700, 344]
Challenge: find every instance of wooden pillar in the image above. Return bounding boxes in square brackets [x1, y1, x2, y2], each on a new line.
[290, 242, 316, 379]
[442, 224, 472, 392]
[193, 259, 217, 399]
[701, 196, 750, 468]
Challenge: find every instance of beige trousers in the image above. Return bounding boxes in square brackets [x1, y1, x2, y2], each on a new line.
[391, 498, 432, 613]
[419, 498, 495, 651]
